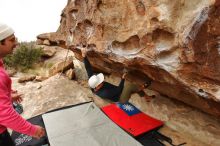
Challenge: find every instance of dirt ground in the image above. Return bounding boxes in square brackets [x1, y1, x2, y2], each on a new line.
[10, 47, 220, 146]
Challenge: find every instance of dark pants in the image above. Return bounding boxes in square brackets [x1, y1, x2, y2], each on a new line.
[0, 130, 15, 146]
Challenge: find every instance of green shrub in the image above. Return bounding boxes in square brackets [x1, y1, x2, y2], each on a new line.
[3, 42, 43, 70]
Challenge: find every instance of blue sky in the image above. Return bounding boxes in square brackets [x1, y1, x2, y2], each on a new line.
[0, 0, 67, 41]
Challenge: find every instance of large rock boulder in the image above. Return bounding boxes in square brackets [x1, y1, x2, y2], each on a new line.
[41, 46, 57, 57]
[48, 56, 74, 77]
[37, 0, 220, 117]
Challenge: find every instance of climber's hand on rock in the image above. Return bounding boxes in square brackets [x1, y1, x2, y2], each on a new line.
[122, 72, 127, 79]
[81, 47, 87, 58]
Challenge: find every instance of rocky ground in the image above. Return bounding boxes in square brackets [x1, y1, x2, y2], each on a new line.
[10, 47, 220, 146]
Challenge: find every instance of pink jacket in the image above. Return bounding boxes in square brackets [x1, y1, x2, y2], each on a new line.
[0, 59, 37, 136]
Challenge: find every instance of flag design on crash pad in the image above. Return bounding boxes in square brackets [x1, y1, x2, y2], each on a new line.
[101, 102, 163, 136]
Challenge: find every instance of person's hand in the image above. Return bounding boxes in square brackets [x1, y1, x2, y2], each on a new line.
[33, 125, 45, 139]
[81, 47, 87, 58]
[11, 90, 23, 103]
[122, 72, 127, 79]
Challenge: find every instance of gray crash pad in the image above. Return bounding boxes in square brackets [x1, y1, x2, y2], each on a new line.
[42, 102, 142, 146]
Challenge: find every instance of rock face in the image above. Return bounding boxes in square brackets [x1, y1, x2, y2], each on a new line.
[48, 56, 74, 77]
[37, 0, 220, 117]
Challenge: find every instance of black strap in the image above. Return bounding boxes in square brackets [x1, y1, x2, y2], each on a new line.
[152, 131, 186, 146]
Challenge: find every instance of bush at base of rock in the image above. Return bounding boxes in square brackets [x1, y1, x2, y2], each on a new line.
[3, 42, 43, 70]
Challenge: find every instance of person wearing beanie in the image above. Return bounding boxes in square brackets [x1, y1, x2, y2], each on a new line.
[79, 47, 152, 103]
[0, 23, 45, 146]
